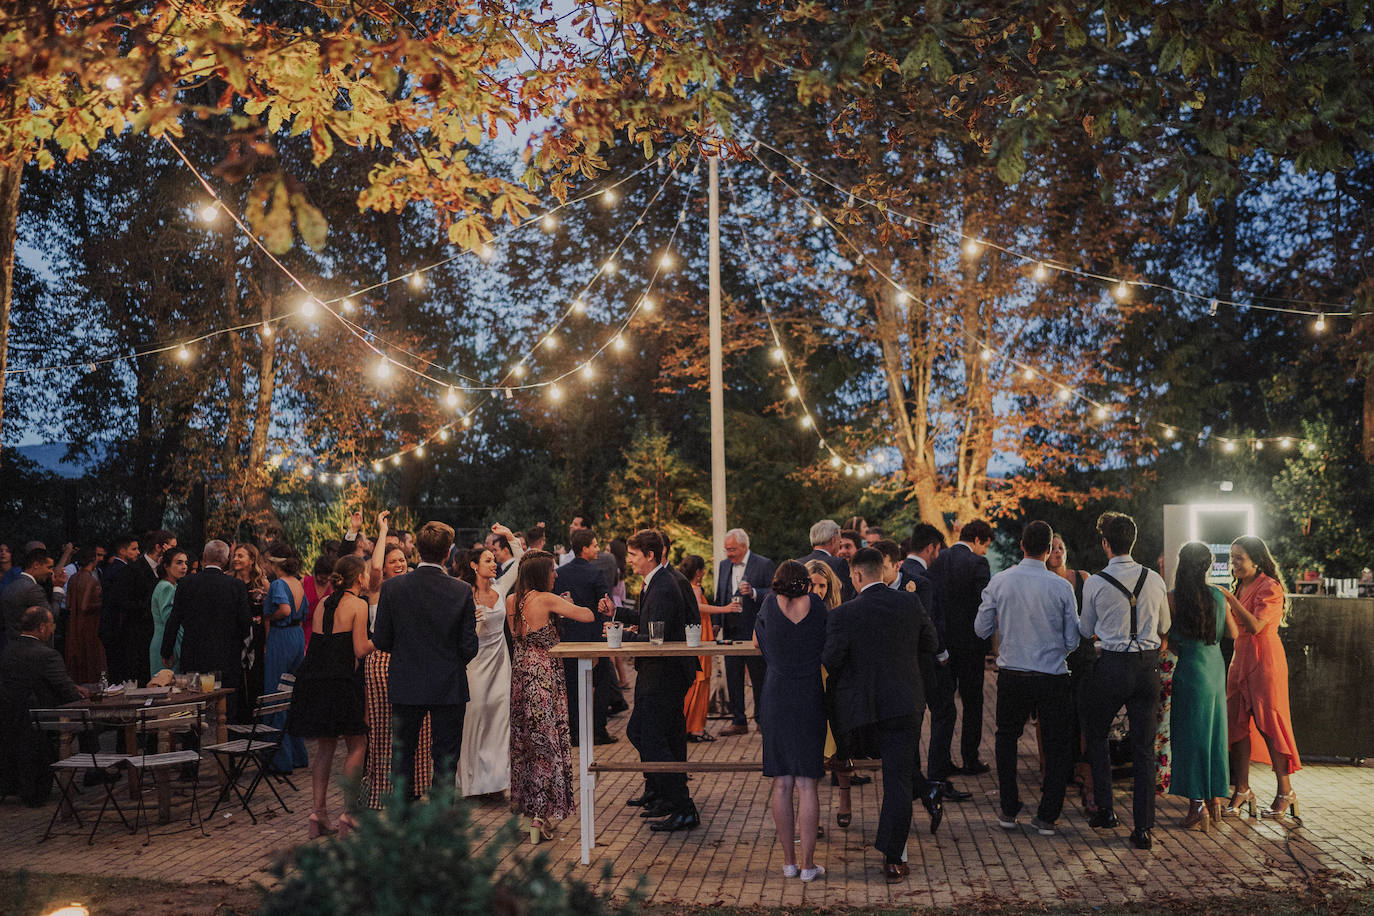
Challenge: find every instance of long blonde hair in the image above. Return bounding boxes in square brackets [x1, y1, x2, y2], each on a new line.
[233, 542, 268, 594]
[806, 560, 843, 610]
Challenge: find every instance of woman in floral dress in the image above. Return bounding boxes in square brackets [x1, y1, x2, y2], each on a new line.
[506, 551, 602, 842]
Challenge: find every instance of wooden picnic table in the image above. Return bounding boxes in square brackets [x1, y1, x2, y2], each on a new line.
[549, 640, 761, 865]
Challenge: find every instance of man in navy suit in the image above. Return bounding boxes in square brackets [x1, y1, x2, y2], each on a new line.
[161, 540, 251, 721]
[824, 548, 936, 883]
[620, 529, 700, 832]
[553, 526, 617, 745]
[373, 521, 479, 795]
[799, 519, 856, 602]
[714, 528, 774, 737]
[926, 519, 994, 776]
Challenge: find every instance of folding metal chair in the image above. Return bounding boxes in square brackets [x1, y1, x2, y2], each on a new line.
[124, 702, 207, 844]
[31, 708, 132, 844]
[204, 689, 294, 824]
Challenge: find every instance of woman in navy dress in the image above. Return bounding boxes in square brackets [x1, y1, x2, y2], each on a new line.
[754, 560, 828, 883]
[262, 543, 309, 772]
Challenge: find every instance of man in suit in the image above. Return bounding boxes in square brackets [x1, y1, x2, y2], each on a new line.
[97, 534, 138, 673]
[373, 521, 480, 795]
[899, 524, 967, 797]
[714, 528, 775, 737]
[108, 529, 176, 685]
[0, 606, 89, 805]
[824, 548, 936, 882]
[553, 526, 617, 746]
[620, 528, 700, 832]
[800, 519, 856, 602]
[2, 548, 67, 645]
[926, 519, 995, 776]
[161, 540, 252, 721]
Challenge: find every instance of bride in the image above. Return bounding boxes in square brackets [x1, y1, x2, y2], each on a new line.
[456, 523, 523, 798]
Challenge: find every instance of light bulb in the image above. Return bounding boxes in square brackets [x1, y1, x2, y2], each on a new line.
[602, 259, 617, 275]
[1255, 440, 1265, 451]
[104, 75, 122, 90]
[830, 455, 841, 468]
[374, 356, 392, 379]
[1222, 439, 1236, 453]
[1032, 262, 1049, 282]
[844, 465, 854, 476]
[438, 428, 450, 442]
[811, 213, 824, 227]
[771, 346, 785, 362]
[372, 461, 383, 472]
[1280, 437, 1292, 449]
[640, 296, 654, 313]
[1113, 280, 1130, 302]
[962, 238, 983, 258]
[408, 271, 424, 289]
[1305, 442, 1316, 454]
[260, 322, 273, 338]
[1315, 313, 1326, 332]
[1094, 405, 1108, 421]
[512, 363, 527, 378]
[341, 297, 355, 313]
[415, 445, 425, 458]
[1163, 426, 1176, 440]
[462, 415, 472, 428]
[301, 464, 312, 478]
[1057, 387, 1072, 403]
[895, 290, 910, 305]
[176, 345, 192, 362]
[613, 334, 628, 352]
[269, 454, 284, 468]
[549, 383, 563, 401]
[199, 203, 218, 223]
[979, 348, 994, 362]
[1208, 298, 1219, 316]
[543, 335, 558, 350]
[801, 415, 813, 428]
[392, 454, 402, 466]
[445, 386, 459, 408]
[300, 297, 318, 318]
[581, 362, 595, 380]
[334, 474, 345, 486]
[1022, 366, 1035, 381]
[602, 188, 618, 206]
[787, 384, 799, 398]
[572, 298, 586, 315]
[659, 251, 675, 270]
[478, 244, 494, 261]
[541, 214, 557, 231]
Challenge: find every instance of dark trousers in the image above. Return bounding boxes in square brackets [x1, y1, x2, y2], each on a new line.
[1085, 650, 1160, 830]
[947, 646, 987, 765]
[724, 654, 767, 726]
[994, 669, 1072, 823]
[393, 703, 465, 795]
[922, 656, 958, 780]
[853, 714, 918, 861]
[1063, 658, 1094, 782]
[627, 687, 691, 811]
[564, 658, 611, 741]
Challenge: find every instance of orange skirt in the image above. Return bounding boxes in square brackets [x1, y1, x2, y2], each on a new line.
[683, 613, 714, 734]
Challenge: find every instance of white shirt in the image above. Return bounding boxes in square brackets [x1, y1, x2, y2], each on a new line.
[730, 551, 752, 596]
[906, 554, 928, 568]
[642, 563, 667, 592]
[1079, 555, 1171, 651]
[416, 561, 446, 572]
[975, 558, 1080, 675]
[145, 554, 159, 574]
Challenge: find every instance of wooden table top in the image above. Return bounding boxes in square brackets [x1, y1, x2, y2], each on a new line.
[550, 640, 761, 658]
[60, 686, 236, 712]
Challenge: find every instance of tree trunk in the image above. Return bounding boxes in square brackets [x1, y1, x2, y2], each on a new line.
[222, 227, 246, 483]
[0, 162, 22, 466]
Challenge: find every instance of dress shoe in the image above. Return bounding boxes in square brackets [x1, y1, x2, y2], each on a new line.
[849, 773, 873, 786]
[1089, 810, 1119, 830]
[958, 760, 990, 776]
[940, 780, 972, 801]
[921, 784, 945, 834]
[608, 697, 629, 715]
[593, 732, 619, 745]
[639, 801, 676, 818]
[884, 862, 909, 883]
[718, 723, 749, 737]
[648, 810, 700, 832]
[626, 791, 659, 807]
[1129, 828, 1152, 850]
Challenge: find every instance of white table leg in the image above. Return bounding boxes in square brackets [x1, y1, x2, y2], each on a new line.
[578, 657, 595, 865]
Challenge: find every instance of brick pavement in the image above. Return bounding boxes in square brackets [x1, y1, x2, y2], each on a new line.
[3, 665, 1372, 909]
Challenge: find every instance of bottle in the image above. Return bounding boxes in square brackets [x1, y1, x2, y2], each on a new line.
[97, 670, 108, 697]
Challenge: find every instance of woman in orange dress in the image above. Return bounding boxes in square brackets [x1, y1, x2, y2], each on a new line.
[1220, 535, 1301, 822]
[677, 555, 718, 742]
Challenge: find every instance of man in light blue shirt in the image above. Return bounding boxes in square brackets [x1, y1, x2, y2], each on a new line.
[974, 521, 1080, 836]
[1078, 511, 1170, 851]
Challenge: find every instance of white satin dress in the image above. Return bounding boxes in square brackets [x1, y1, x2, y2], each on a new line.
[458, 550, 520, 796]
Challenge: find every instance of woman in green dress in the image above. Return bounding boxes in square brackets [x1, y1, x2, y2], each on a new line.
[1166, 542, 1237, 831]
[149, 547, 188, 675]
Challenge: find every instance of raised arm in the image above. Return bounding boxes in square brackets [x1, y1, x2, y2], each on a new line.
[490, 523, 524, 598]
[367, 510, 390, 593]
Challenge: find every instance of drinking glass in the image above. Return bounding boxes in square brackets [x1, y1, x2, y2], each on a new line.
[200, 673, 216, 693]
[649, 620, 665, 645]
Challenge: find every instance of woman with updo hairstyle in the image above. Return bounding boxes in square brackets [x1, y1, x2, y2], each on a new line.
[753, 559, 829, 882]
[262, 541, 310, 772]
[286, 555, 372, 838]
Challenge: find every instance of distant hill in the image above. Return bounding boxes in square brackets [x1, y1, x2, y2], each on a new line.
[15, 443, 102, 479]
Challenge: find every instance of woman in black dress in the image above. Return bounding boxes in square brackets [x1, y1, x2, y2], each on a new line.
[754, 560, 828, 883]
[286, 555, 372, 838]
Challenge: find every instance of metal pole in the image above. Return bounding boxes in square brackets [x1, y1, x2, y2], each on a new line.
[708, 154, 727, 576]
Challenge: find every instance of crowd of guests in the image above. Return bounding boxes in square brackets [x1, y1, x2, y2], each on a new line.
[0, 507, 1303, 886]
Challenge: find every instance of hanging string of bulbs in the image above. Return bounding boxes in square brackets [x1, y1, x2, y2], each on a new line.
[742, 156, 1311, 457]
[746, 135, 1353, 327]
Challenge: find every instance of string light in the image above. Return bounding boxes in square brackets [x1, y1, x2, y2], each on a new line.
[771, 346, 785, 362]
[1057, 386, 1072, 402]
[602, 259, 618, 275]
[392, 454, 402, 466]
[462, 415, 472, 428]
[373, 461, 383, 472]
[176, 345, 192, 362]
[269, 454, 284, 468]
[260, 322, 273, 338]
[199, 203, 219, 223]
[659, 251, 675, 270]
[103, 75, 122, 90]
[602, 188, 618, 206]
[543, 335, 559, 350]
[549, 383, 563, 401]
[300, 464, 312, 478]
[300, 297, 318, 319]
[1094, 405, 1109, 421]
[811, 213, 824, 227]
[1022, 366, 1036, 381]
[414, 445, 425, 458]
[613, 334, 628, 352]
[962, 238, 984, 259]
[572, 297, 587, 315]
[1163, 426, 1176, 440]
[581, 362, 595, 380]
[512, 363, 527, 378]
[1254, 440, 1265, 451]
[895, 290, 910, 305]
[374, 356, 392, 379]
[1113, 280, 1131, 302]
[541, 214, 557, 231]
[1223, 439, 1237, 453]
[801, 415, 813, 428]
[979, 347, 994, 362]
[438, 428, 450, 442]
[1032, 262, 1049, 282]
[333, 474, 345, 486]
[445, 386, 459, 408]
[786, 383, 799, 398]
[1280, 437, 1292, 449]
[341, 297, 355, 313]
[408, 271, 424, 290]
[1315, 313, 1327, 332]
[830, 455, 841, 467]
[478, 244, 494, 261]
[640, 295, 655, 313]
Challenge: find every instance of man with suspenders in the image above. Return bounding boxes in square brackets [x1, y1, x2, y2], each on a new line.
[1077, 512, 1171, 850]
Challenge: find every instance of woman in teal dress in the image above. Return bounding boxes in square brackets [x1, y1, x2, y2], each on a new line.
[149, 548, 188, 674]
[1166, 542, 1237, 831]
[263, 543, 310, 772]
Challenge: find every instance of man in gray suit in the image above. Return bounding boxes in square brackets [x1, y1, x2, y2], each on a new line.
[1, 549, 66, 645]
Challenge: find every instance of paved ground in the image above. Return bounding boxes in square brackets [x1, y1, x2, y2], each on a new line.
[3, 663, 1372, 910]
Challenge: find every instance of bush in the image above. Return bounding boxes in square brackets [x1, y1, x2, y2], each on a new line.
[259, 781, 635, 916]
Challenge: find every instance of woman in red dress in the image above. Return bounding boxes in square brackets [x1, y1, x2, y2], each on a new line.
[1221, 535, 1301, 822]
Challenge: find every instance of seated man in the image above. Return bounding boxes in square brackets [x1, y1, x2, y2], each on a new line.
[0, 607, 89, 805]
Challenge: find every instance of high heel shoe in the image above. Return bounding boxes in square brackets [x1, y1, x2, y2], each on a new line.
[1224, 787, 1256, 818]
[1262, 791, 1301, 825]
[307, 810, 335, 838]
[836, 810, 852, 828]
[529, 816, 557, 844]
[1207, 799, 1223, 825]
[1181, 800, 1210, 831]
[336, 812, 358, 838]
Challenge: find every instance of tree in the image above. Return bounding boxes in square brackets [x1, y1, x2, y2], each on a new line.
[603, 423, 711, 565]
[1270, 418, 1374, 577]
